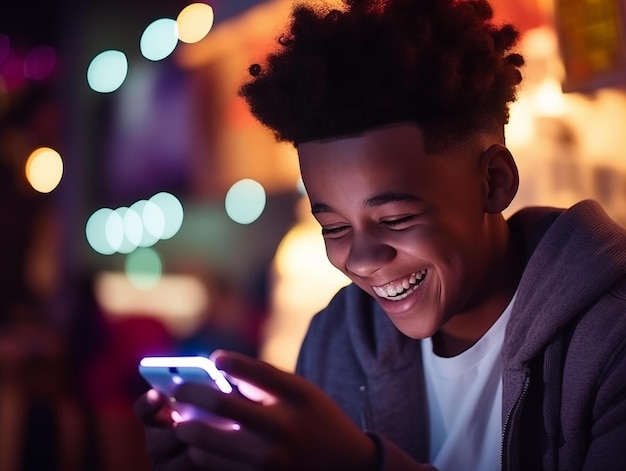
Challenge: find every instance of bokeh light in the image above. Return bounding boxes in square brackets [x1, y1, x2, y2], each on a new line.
[177, 3, 214, 44]
[87, 50, 128, 93]
[140, 18, 179, 61]
[150, 192, 184, 239]
[131, 200, 162, 247]
[25, 147, 63, 193]
[85, 192, 184, 255]
[94, 271, 210, 337]
[86, 208, 117, 255]
[125, 247, 163, 289]
[225, 179, 266, 225]
[116, 207, 143, 254]
[104, 210, 125, 253]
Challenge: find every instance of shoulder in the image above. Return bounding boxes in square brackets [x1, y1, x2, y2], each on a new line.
[558, 276, 626, 460]
[306, 283, 370, 332]
[295, 283, 373, 382]
[562, 273, 626, 403]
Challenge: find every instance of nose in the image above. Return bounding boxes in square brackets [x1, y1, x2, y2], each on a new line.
[345, 231, 395, 278]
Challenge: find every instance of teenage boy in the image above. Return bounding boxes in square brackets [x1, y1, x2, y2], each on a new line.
[135, 1, 626, 470]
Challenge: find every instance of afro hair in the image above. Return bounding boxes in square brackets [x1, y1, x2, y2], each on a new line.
[239, 0, 525, 150]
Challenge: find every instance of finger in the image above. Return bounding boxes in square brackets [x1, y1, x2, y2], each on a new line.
[172, 383, 280, 434]
[211, 351, 311, 403]
[176, 420, 267, 464]
[135, 389, 174, 426]
[134, 389, 165, 419]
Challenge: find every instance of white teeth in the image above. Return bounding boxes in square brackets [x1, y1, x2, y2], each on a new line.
[373, 270, 428, 301]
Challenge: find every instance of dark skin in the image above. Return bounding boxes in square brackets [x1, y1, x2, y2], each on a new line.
[135, 122, 522, 469]
[299, 123, 524, 356]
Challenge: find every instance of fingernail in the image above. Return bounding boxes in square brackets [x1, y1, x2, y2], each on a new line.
[147, 389, 160, 404]
[209, 349, 225, 361]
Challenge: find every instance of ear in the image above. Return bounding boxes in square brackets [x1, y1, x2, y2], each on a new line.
[479, 144, 519, 214]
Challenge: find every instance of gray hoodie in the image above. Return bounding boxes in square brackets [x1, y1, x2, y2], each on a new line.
[296, 200, 626, 470]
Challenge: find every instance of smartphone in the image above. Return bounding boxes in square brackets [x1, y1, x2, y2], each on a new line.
[138, 355, 240, 430]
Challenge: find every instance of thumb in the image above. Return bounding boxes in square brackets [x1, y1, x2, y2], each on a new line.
[210, 350, 298, 403]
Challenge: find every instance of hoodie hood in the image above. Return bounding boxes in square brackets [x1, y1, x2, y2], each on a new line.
[503, 200, 626, 368]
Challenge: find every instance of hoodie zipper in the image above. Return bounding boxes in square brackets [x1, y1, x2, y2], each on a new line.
[500, 371, 531, 471]
[359, 384, 373, 430]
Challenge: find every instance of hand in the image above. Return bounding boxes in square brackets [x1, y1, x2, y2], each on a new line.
[134, 388, 200, 470]
[170, 350, 378, 471]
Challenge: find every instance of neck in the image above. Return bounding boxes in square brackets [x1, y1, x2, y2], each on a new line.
[432, 219, 526, 357]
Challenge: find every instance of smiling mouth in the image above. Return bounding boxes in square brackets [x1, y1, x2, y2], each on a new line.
[372, 270, 428, 301]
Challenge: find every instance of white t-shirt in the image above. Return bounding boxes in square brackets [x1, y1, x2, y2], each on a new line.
[421, 295, 516, 471]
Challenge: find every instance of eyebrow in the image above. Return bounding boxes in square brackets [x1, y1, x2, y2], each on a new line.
[311, 192, 422, 215]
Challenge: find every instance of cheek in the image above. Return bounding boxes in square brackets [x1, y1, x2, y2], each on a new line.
[396, 227, 447, 258]
[323, 241, 349, 272]
[399, 228, 467, 277]
[412, 232, 478, 297]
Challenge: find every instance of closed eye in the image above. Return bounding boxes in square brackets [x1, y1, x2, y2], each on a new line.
[321, 225, 349, 237]
[382, 215, 416, 229]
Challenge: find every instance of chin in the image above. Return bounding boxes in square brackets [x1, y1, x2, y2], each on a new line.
[388, 316, 439, 340]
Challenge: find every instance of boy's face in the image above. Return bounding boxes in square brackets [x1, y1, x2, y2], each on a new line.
[298, 123, 503, 339]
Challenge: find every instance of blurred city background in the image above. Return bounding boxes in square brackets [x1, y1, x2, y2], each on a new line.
[1, 0, 626, 470]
